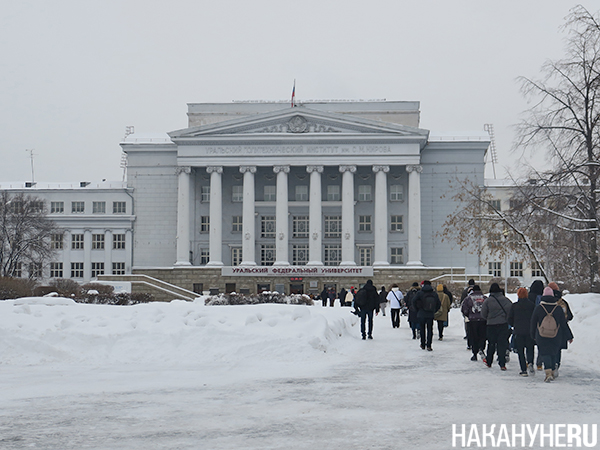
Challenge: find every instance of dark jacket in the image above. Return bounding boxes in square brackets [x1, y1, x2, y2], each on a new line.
[358, 280, 380, 313]
[528, 280, 544, 305]
[461, 290, 486, 321]
[530, 296, 573, 354]
[405, 287, 420, 322]
[414, 284, 441, 319]
[481, 292, 512, 325]
[508, 298, 535, 336]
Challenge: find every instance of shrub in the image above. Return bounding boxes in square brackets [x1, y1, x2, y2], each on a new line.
[205, 292, 313, 306]
[49, 278, 83, 299]
[0, 276, 36, 300]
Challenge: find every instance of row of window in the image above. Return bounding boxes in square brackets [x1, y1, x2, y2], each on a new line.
[13, 262, 126, 278]
[51, 233, 126, 250]
[50, 201, 127, 214]
[200, 215, 404, 236]
[199, 246, 404, 266]
[487, 261, 543, 278]
[200, 184, 404, 203]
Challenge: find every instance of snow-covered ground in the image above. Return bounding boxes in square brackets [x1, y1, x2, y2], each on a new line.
[1, 293, 599, 449]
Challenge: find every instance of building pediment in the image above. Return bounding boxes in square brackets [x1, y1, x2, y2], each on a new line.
[169, 106, 429, 140]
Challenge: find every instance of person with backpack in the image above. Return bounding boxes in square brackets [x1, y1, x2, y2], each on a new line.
[434, 284, 451, 340]
[481, 283, 512, 370]
[414, 280, 441, 351]
[508, 287, 536, 376]
[386, 284, 404, 328]
[405, 282, 420, 339]
[531, 286, 573, 382]
[548, 282, 574, 378]
[460, 279, 475, 345]
[461, 285, 487, 361]
[528, 279, 545, 369]
[379, 286, 388, 317]
[354, 280, 380, 340]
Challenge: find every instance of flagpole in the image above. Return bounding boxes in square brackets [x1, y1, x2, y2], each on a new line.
[291, 79, 296, 107]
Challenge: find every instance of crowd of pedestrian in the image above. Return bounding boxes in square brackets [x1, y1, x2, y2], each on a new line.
[318, 278, 575, 383]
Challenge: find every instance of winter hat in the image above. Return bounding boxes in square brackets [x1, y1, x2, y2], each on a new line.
[543, 287, 554, 296]
[473, 285, 481, 292]
[548, 282, 560, 291]
[411, 282, 419, 287]
[489, 282, 502, 293]
[517, 287, 528, 299]
[437, 284, 444, 292]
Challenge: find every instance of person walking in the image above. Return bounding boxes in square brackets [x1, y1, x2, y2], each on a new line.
[387, 284, 404, 328]
[530, 287, 574, 382]
[549, 282, 574, 377]
[405, 282, 420, 339]
[461, 279, 475, 346]
[346, 288, 356, 313]
[434, 284, 451, 340]
[328, 288, 336, 307]
[379, 286, 388, 317]
[461, 285, 487, 361]
[354, 280, 380, 340]
[481, 282, 512, 370]
[414, 280, 441, 351]
[528, 279, 545, 369]
[320, 287, 328, 307]
[338, 287, 347, 307]
[508, 287, 536, 376]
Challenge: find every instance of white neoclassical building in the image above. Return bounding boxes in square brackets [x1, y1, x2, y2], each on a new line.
[120, 100, 491, 296]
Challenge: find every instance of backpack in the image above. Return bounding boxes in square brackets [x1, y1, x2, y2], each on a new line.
[354, 288, 368, 308]
[422, 291, 437, 313]
[537, 304, 560, 338]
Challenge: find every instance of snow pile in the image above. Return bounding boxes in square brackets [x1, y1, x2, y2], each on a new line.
[0, 297, 359, 369]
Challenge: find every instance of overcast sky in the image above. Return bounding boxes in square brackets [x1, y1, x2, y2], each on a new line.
[1, 1, 597, 183]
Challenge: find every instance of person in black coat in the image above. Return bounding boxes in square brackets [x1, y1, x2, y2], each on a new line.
[528, 280, 544, 305]
[405, 283, 420, 339]
[508, 287, 536, 376]
[356, 280, 380, 340]
[338, 288, 347, 307]
[530, 287, 574, 382]
[548, 282, 574, 375]
[320, 287, 328, 307]
[414, 280, 441, 351]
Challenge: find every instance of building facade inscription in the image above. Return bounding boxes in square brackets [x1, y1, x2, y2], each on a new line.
[204, 144, 392, 156]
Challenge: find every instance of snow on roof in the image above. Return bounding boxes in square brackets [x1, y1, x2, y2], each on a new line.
[428, 131, 490, 142]
[0, 181, 127, 190]
[121, 133, 172, 144]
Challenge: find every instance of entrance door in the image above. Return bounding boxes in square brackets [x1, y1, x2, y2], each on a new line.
[290, 284, 304, 295]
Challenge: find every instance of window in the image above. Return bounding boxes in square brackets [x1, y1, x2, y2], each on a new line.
[324, 216, 341, 238]
[391, 247, 403, 265]
[295, 185, 308, 201]
[200, 248, 210, 265]
[324, 244, 341, 266]
[112, 262, 125, 275]
[14, 262, 22, 278]
[31, 201, 44, 213]
[113, 201, 126, 214]
[358, 215, 372, 232]
[261, 216, 276, 238]
[391, 215, 404, 232]
[292, 245, 309, 265]
[193, 283, 204, 294]
[531, 261, 543, 278]
[232, 216, 242, 233]
[92, 234, 105, 250]
[264, 185, 276, 201]
[510, 261, 523, 277]
[71, 262, 84, 278]
[72, 201, 85, 214]
[50, 201, 64, 214]
[232, 186, 243, 202]
[390, 185, 403, 202]
[260, 244, 275, 266]
[29, 262, 42, 278]
[327, 185, 340, 201]
[91, 262, 104, 277]
[51, 233, 64, 250]
[292, 216, 309, 238]
[200, 216, 210, 233]
[50, 262, 63, 278]
[490, 199, 501, 211]
[113, 234, 125, 249]
[93, 201, 106, 214]
[359, 248, 372, 266]
[358, 185, 372, 201]
[72, 234, 84, 250]
[201, 186, 210, 202]
[488, 262, 502, 277]
[231, 248, 242, 266]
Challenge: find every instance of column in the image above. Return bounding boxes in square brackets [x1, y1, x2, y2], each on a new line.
[84, 228, 92, 281]
[339, 165, 356, 266]
[206, 166, 224, 266]
[63, 230, 71, 278]
[240, 166, 257, 266]
[273, 165, 290, 266]
[406, 164, 423, 266]
[307, 165, 323, 266]
[175, 166, 192, 266]
[104, 229, 113, 275]
[125, 229, 133, 273]
[373, 165, 390, 266]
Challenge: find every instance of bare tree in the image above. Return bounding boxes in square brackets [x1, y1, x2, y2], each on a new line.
[0, 192, 59, 278]
[516, 5, 600, 292]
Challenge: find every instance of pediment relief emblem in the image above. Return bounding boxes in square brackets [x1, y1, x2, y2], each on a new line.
[232, 115, 341, 134]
